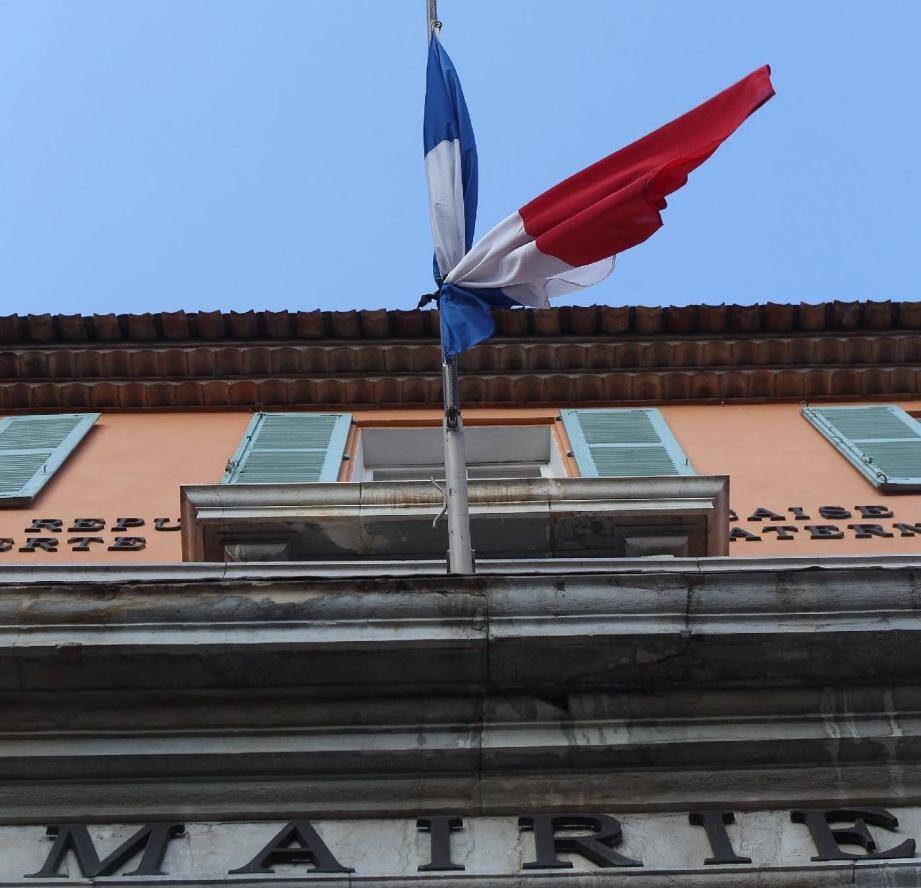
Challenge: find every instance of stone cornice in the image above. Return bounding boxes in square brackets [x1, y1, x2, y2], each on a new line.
[0, 555, 919, 695]
[1, 556, 921, 821]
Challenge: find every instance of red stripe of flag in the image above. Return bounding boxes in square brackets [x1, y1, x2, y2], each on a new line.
[519, 65, 775, 268]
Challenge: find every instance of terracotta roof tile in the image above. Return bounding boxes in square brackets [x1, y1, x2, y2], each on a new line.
[359, 309, 390, 338]
[865, 301, 894, 330]
[329, 311, 360, 339]
[634, 306, 663, 335]
[27, 314, 56, 343]
[729, 304, 761, 333]
[263, 310, 292, 340]
[229, 310, 259, 339]
[600, 305, 630, 334]
[762, 302, 796, 333]
[697, 304, 727, 334]
[295, 309, 325, 339]
[797, 302, 826, 331]
[497, 309, 529, 337]
[93, 313, 123, 342]
[161, 310, 190, 340]
[532, 308, 561, 336]
[197, 310, 226, 339]
[899, 303, 921, 328]
[666, 305, 698, 335]
[127, 313, 158, 341]
[830, 300, 861, 330]
[388, 309, 426, 339]
[0, 300, 920, 409]
[0, 316, 23, 343]
[568, 306, 599, 336]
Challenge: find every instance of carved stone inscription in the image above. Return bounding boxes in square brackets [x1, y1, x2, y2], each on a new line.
[2, 806, 919, 881]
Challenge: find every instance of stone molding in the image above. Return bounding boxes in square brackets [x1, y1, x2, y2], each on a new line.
[0, 557, 920, 824]
[179, 476, 730, 562]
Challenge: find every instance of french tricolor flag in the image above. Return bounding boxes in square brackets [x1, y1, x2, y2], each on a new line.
[425, 35, 775, 356]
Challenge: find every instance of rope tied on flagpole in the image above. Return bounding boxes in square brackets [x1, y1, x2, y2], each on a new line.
[416, 288, 441, 310]
[427, 0, 441, 36]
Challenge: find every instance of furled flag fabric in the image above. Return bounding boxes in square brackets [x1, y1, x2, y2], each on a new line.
[424, 35, 479, 286]
[424, 39, 774, 356]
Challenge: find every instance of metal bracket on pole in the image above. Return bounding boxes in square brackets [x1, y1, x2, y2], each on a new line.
[427, 0, 441, 36]
[441, 355, 475, 574]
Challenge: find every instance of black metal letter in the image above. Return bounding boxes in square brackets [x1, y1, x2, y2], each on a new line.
[25, 823, 184, 878]
[519, 814, 641, 869]
[689, 811, 751, 864]
[805, 525, 844, 540]
[68, 518, 105, 532]
[229, 821, 354, 874]
[153, 518, 181, 532]
[848, 524, 894, 539]
[25, 519, 62, 533]
[788, 506, 811, 520]
[113, 517, 145, 532]
[819, 506, 851, 520]
[729, 528, 761, 543]
[417, 816, 464, 871]
[19, 537, 58, 553]
[747, 508, 784, 522]
[108, 537, 146, 551]
[855, 505, 894, 519]
[894, 523, 921, 537]
[791, 807, 916, 861]
[68, 537, 105, 552]
[762, 526, 799, 540]
[0, 539, 12, 552]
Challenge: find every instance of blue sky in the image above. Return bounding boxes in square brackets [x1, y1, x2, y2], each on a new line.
[0, 0, 918, 315]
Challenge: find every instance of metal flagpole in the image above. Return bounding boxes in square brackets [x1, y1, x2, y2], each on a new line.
[427, 0, 475, 575]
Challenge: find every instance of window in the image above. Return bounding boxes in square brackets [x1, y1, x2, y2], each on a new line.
[224, 413, 563, 485]
[802, 404, 921, 491]
[0, 413, 100, 506]
[194, 409, 724, 561]
[561, 408, 694, 477]
[353, 425, 565, 481]
[222, 410, 700, 486]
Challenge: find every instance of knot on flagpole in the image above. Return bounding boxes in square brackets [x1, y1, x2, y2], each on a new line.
[430, 18, 442, 32]
[417, 288, 441, 310]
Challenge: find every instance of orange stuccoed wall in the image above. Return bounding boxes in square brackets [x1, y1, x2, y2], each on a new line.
[3, 403, 921, 563]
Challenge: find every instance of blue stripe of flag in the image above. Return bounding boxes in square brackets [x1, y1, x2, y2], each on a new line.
[424, 35, 479, 264]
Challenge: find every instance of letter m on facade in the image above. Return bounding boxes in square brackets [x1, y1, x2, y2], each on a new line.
[26, 823, 184, 878]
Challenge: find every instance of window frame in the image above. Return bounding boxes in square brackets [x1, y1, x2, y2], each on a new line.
[351, 423, 565, 483]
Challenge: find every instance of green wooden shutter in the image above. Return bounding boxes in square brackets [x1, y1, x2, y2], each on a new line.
[561, 408, 694, 477]
[222, 412, 352, 484]
[0, 413, 100, 506]
[802, 404, 921, 490]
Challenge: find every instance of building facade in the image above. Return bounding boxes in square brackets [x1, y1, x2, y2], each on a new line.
[1, 300, 921, 885]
